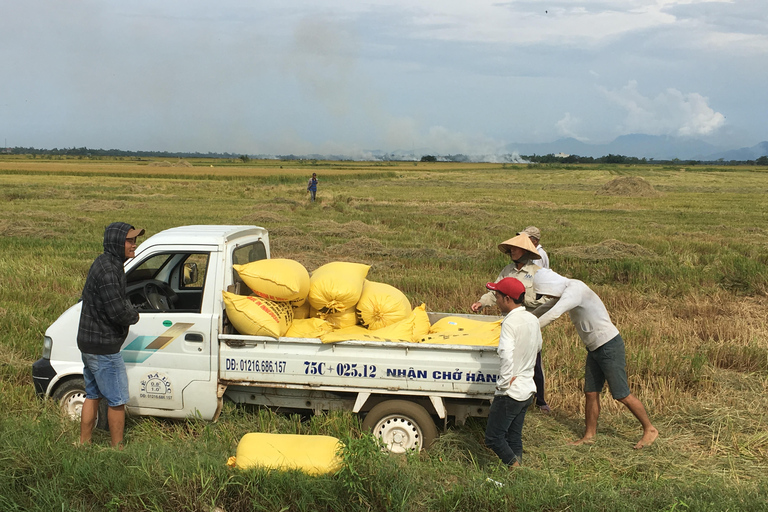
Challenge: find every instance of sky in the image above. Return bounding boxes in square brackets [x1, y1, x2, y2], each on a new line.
[1, 0, 766, 157]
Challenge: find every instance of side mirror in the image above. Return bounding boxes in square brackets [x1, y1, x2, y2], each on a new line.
[183, 262, 199, 285]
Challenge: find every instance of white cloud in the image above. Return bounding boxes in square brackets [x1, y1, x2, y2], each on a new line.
[600, 80, 725, 137]
[555, 113, 589, 141]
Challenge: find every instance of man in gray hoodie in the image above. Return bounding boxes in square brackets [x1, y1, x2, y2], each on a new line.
[77, 222, 143, 447]
[533, 268, 658, 449]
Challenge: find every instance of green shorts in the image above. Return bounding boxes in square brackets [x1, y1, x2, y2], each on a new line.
[584, 334, 631, 400]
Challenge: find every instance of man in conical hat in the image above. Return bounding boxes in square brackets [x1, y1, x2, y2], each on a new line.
[471, 233, 552, 413]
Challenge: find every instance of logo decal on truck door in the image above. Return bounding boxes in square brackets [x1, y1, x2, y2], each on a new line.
[139, 371, 173, 400]
[122, 323, 195, 364]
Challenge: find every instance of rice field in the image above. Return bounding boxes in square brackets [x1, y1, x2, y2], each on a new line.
[1, 157, 767, 511]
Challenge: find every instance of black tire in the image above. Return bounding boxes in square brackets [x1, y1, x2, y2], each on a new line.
[361, 400, 438, 453]
[51, 378, 109, 431]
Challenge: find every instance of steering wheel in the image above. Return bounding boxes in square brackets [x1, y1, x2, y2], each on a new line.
[143, 281, 177, 311]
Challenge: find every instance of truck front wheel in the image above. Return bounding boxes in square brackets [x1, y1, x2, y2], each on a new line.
[362, 400, 438, 453]
[51, 378, 108, 431]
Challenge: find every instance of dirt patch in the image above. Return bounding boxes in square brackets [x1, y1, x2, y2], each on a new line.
[557, 239, 657, 260]
[596, 176, 660, 197]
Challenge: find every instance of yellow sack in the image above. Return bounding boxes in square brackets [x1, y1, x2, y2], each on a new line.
[285, 318, 334, 338]
[410, 303, 431, 342]
[316, 307, 358, 330]
[356, 280, 412, 330]
[233, 259, 310, 306]
[308, 262, 370, 313]
[430, 316, 501, 333]
[311, 305, 357, 329]
[421, 319, 502, 346]
[222, 291, 293, 338]
[229, 432, 343, 476]
[293, 302, 311, 320]
[321, 315, 414, 344]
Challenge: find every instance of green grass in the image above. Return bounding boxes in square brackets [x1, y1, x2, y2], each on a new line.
[1, 159, 767, 511]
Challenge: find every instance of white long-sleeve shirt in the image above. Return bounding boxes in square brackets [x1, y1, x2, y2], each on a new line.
[495, 306, 542, 401]
[532, 269, 619, 351]
[531, 245, 549, 269]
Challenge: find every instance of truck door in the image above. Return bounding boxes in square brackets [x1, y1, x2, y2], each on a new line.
[121, 247, 218, 414]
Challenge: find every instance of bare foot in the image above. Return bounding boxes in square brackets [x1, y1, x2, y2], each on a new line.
[568, 435, 595, 446]
[633, 427, 659, 449]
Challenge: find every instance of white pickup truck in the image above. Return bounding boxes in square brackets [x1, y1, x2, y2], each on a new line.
[33, 225, 501, 452]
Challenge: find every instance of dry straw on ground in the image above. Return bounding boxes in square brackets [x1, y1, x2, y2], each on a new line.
[596, 176, 661, 197]
[556, 239, 658, 260]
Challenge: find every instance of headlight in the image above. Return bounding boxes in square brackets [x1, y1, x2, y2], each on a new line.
[42, 336, 53, 359]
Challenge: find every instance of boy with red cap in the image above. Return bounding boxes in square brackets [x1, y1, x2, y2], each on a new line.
[483, 277, 543, 468]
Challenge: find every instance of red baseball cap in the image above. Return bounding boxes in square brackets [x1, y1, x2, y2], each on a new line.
[486, 277, 525, 300]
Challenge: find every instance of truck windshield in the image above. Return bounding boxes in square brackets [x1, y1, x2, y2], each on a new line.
[127, 253, 174, 283]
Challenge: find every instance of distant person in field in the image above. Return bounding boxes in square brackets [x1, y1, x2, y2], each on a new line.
[518, 225, 549, 269]
[471, 233, 552, 413]
[307, 172, 318, 201]
[77, 222, 143, 448]
[483, 277, 542, 468]
[532, 268, 658, 449]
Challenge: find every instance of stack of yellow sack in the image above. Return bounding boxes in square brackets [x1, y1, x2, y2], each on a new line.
[223, 258, 500, 346]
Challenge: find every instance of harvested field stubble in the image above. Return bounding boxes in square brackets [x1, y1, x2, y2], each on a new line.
[1, 159, 767, 511]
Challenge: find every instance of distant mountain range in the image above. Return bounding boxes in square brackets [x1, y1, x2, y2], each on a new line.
[503, 135, 768, 161]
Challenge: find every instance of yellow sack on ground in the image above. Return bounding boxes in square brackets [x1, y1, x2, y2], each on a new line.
[293, 302, 311, 320]
[308, 262, 370, 313]
[223, 291, 293, 338]
[321, 315, 414, 344]
[421, 319, 502, 346]
[356, 280, 412, 330]
[285, 318, 334, 338]
[410, 303, 431, 342]
[229, 432, 343, 476]
[233, 259, 310, 306]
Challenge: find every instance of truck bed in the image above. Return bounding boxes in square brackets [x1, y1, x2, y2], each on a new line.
[218, 313, 501, 400]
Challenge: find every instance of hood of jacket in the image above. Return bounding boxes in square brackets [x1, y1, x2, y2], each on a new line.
[533, 268, 569, 297]
[103, 222, 133, 262]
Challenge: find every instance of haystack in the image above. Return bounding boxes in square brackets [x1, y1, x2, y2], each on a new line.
[596, 176, 660, 197]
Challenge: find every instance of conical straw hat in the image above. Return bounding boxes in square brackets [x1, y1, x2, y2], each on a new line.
[497, 233, 540, 260]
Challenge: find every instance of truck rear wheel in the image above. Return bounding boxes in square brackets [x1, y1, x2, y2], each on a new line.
[362, 400, 438, 453]
[52, 378, 108, 431]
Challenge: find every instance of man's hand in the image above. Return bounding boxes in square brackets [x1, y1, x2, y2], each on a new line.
[470, 302, 483, 312]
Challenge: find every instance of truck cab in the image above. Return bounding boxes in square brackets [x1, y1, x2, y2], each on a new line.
[33, 225, 270, 425]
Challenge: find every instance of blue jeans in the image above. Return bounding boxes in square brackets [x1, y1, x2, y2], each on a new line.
[485, 394, 533, 466]
[82, 352, 130, 407]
